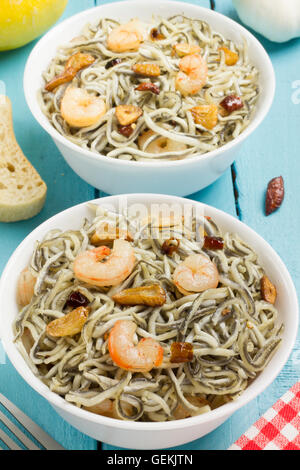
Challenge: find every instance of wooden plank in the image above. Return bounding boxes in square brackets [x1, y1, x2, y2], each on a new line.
[0, 0, 97, 450]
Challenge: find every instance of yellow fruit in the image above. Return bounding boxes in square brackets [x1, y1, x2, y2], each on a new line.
[0, 0, 68, 51]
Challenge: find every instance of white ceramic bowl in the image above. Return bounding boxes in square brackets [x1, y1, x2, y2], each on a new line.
[23, 1, 275, 196]
[0, 194, 297, 449]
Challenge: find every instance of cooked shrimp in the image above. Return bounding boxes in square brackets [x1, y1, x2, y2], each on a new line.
[17, 268, 37, 306]
[138, 129, 187, 154]
[73, 239, 135, 287]
[173, 253, 219, 295]
[175, 53, 208, 96]
[107, 19, 145, 52]
[60, 86, 106, 127]
[108, 320, 164, 372]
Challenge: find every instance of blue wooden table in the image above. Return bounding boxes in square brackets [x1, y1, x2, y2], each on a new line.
[0, 0, 299, 451]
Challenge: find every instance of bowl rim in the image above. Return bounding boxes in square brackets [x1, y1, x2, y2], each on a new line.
[0, 193, 298, 432]
[23, 0, 276, 169]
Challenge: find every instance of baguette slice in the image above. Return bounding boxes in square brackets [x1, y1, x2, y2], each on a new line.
[0, 95, 47, 222]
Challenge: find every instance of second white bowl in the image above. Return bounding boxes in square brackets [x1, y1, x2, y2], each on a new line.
[0, 194, 297, 449]
[23, 1, 275, 196]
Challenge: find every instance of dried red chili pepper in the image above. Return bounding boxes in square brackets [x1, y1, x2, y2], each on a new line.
[265, 176, 284, 215]
[135, 82, 160, 95]
[150, 28, 165, 41]
[161, 238, 180, 256]
[170, 342, 193, 363]
[203, 236, 224, 250]
[66, 291, 89, 308]
[220, 95, 243, 114]
[105, 58, 123, 69]
[118, 125, 134, 137]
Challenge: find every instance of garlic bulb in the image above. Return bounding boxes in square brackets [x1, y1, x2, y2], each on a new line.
[233, 0, 300, 42]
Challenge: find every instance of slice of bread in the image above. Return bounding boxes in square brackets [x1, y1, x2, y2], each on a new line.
[0, 95, 47, 222]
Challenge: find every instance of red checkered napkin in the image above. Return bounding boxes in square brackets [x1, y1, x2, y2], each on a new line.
[229, 382, 300, 450]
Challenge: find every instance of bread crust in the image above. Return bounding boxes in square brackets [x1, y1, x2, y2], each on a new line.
[0, 95, 47, 222]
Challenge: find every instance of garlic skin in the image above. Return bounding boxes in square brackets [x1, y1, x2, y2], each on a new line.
[233, 0, 300, 43]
